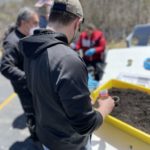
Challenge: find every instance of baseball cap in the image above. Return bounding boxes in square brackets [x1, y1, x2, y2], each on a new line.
[35, 0, 53, 7]
[51, 0, 83, 18]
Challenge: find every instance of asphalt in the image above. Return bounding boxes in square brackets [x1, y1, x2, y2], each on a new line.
[0, 59, 43, 150]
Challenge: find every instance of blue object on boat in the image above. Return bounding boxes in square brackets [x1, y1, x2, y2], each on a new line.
[144, 58, 150, 70]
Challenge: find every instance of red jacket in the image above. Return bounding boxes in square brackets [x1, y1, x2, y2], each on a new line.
[76, 29, 106, 62]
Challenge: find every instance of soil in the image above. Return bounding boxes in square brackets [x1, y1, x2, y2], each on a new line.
[109, 88, 150, 134]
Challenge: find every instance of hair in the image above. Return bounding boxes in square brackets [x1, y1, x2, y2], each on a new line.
[2, 7, 35, 43]
[16, 7, 36, 27]
[49, 10, 78, 26]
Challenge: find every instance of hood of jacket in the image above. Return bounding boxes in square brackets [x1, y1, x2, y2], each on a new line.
[19, 29, 68, 58]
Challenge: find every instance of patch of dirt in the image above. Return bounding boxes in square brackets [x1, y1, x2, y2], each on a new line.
[109, 88, 150, 134]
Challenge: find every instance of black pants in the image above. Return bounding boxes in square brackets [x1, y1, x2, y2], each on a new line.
[84, 60, 106, 81]
[17, 91, 40, 141]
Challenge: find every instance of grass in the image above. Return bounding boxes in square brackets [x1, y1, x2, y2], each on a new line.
[107, 40, 127, 50]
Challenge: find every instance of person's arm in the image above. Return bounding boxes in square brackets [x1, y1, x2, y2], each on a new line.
[75, 33, 83, 51]
[0, 43, 26, 84]
[96, 97, 115, 119]
[54, 54, 114, 135]
[85, 31, 106, 57]
[94, 32, 106, 54]
[46, 5, 51, 20]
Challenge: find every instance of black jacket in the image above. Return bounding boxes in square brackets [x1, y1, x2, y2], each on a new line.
[1, 29, 28, 93]
[19, 30, 103, 150]
[0, 28, 34, 114]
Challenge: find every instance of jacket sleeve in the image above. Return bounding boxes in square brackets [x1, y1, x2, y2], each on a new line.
[75, 33, 83, 51]
[0, 43, 26, 84]
[55, 54, 103, 135]
[94, 32, 106, 54]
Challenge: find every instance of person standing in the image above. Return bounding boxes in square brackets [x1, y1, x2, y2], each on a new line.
[0, 7, 39, 140]
[35, 0, 53, 28]
[19, 0, 115, 150]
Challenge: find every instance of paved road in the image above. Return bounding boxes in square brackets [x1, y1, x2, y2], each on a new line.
[0, 74, 13, 103]
[0, 73, 43, 150]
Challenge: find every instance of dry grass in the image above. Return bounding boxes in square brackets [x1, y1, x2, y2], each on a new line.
[107, 40, 127, 49]
[0, 0, 132, 52]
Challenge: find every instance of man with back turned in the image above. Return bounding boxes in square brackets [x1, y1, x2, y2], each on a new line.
[19, 0, 115, 150]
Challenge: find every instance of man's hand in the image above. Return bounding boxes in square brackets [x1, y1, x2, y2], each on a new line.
[96, 96, 115, 119]
[85, 48, 96, 56]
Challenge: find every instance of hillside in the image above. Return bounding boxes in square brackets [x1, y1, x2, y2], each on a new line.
[1, 0, 150, 51]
